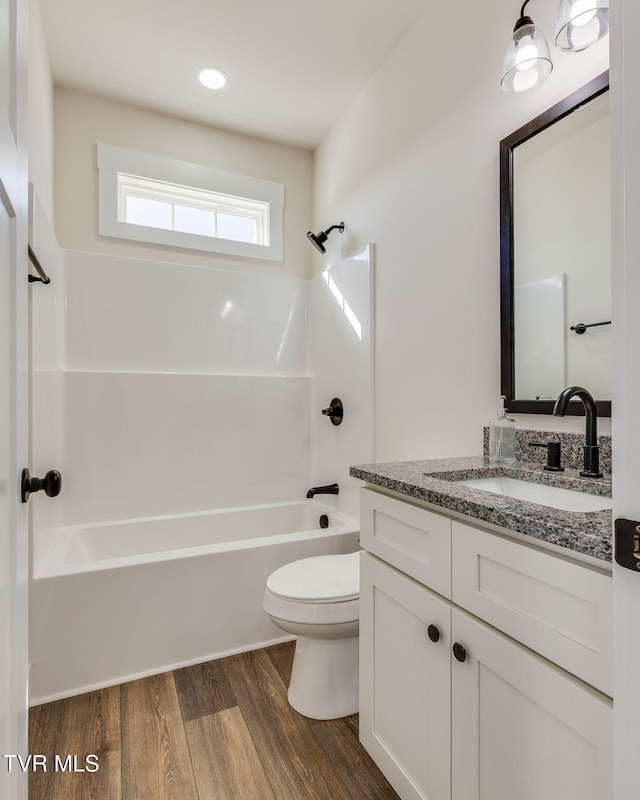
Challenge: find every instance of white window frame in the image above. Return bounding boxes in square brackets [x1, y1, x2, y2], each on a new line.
[97, 143, 284, 262]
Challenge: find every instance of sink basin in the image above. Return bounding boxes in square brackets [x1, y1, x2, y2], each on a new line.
[456, 477, 612, 512]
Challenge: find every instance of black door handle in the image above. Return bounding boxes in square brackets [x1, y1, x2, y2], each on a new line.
[21, 469, 62, 503]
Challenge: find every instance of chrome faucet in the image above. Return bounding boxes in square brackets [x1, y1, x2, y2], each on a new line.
[552, 386, 603, 478]
[306, 483, 339, 499]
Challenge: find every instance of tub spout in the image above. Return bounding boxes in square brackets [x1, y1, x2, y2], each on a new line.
[306, 483, 339, 499]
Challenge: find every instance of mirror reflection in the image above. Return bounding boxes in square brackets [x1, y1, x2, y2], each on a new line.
[500, 73, 611, 415]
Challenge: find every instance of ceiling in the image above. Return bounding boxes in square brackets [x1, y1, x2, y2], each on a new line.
[39, 0, 427, 150]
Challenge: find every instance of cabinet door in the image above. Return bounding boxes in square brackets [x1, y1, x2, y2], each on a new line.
[451, 609, 612, 800]
[360, 552, 451, 800]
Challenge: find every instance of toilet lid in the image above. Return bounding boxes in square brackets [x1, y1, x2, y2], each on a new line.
[266, 551, 360, 603]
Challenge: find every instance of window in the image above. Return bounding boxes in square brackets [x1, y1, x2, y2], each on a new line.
[117, 173, 269, 245]
[97, 144, 284, 261]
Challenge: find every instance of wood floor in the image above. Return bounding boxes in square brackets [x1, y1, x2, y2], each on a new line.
[29, 642, 400, 800]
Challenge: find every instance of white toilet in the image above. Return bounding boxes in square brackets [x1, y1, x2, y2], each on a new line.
[263, 550, 360, 720]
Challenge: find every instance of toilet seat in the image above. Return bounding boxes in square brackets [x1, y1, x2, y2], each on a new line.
[266, 551, 360, 603]
[263, 551, 360, 626]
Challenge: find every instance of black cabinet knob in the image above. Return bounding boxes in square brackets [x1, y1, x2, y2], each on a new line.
[452, 642, 467, 663]
[427, 624, 440, 643]
[21, 468, 62, 503]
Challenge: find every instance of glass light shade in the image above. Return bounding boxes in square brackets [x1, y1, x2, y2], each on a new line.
[501, 22, 553, 93]
[555, 0, 609, 51]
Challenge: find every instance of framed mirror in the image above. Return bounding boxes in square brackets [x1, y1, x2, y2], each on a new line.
[500, 71, 610, 416]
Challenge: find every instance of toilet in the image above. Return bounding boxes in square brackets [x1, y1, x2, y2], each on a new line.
[263, 550, 360, 720]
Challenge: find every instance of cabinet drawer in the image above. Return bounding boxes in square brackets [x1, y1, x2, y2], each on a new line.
[451, 521, 612, 696]
[360, 488, 451, 599]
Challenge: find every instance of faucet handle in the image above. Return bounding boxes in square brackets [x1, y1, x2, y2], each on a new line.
[321, 398, 343, 426]
[528, 441, 564, 472]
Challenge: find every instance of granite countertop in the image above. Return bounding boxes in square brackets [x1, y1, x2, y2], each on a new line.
[350, 456, 613, 563]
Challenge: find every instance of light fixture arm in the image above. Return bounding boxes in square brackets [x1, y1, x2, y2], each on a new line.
[515, 0, 534, 31]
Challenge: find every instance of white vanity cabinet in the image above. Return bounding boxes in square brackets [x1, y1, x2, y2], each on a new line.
[359, 488, 613, 800]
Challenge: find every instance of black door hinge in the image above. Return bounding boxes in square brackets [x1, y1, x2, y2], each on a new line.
[615, 518, 640, 572]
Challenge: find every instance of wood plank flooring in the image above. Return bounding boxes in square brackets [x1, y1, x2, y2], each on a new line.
[29, 642, 400, 800]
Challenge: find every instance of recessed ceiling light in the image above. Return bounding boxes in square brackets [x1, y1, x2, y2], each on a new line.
[197, 67, 228, 90]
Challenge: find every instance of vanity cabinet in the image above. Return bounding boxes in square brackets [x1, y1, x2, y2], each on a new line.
[359, 488, 613, 800]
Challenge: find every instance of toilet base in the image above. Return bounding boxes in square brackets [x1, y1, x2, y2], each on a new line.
[287, 634, 359, 720]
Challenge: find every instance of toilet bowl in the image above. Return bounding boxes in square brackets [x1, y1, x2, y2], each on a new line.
[263, 550, 360, 720]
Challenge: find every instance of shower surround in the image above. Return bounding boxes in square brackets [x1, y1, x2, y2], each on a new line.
[29, 245, 373, 701]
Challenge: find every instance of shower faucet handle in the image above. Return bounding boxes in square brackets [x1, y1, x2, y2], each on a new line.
[321, 397, 343, 426]
[21, 468, 62, 503]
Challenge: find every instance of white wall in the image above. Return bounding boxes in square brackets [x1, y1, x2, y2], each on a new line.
[313, 1, 609, 459]
[54, 87, 313, 279]
[27, 0, 56, 243]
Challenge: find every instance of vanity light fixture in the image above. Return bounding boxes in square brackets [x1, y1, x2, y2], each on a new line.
[501, 0, 553, 93]
[555, 0, 609, 51]
[197, 67, 228, 90]
[502, 0, 608, 92]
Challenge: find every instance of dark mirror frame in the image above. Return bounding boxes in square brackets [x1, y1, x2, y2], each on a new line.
[500, 71, 610, 417]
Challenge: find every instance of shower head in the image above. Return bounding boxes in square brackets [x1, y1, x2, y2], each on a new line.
[306, 222, 345, 254]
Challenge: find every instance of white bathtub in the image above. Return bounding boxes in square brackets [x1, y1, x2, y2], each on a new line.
[30, 500, 359, 703]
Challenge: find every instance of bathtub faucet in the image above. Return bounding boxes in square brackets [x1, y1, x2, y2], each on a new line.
[306, 483, 339, 499]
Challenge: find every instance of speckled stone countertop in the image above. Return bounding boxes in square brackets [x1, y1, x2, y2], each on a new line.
[350, 456, 613, 563]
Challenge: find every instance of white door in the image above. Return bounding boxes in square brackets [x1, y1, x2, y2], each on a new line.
[0, 0, 29, 798]
[359, 552, 451, 800]
[611, 3, 640, 798]
[451, 609, 613, 800]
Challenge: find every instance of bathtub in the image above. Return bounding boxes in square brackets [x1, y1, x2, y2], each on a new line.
[30, 500, 359, 704]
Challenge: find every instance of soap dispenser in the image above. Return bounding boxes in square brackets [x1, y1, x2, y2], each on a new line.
[489, 396, 516, 463]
